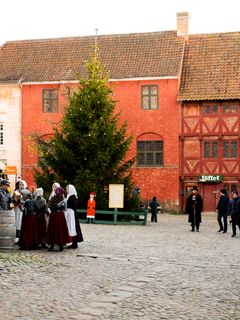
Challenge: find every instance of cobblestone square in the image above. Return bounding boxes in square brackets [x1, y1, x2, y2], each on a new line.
[1, 213, 240, 320]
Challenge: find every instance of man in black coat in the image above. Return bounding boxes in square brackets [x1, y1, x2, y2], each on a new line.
[185, 186, 203, 232]
[216, 189, 229, 233]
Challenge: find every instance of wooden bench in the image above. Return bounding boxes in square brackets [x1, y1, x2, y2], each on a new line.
[77, 208, 148, 225]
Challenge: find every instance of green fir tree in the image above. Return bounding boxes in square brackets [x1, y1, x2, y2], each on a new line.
[35, 50, 135, 209]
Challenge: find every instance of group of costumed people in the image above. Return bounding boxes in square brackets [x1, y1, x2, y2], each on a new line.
[13, 181, 84, 251]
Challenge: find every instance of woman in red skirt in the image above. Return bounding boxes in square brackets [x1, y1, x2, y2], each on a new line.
[19, 190, 39, 250]
[46, 187, 69, 252]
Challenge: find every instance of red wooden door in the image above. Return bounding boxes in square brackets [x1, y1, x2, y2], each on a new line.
[203, 184, 217, 212]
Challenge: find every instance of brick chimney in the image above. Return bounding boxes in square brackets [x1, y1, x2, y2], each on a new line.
[177, 12, 189, 40]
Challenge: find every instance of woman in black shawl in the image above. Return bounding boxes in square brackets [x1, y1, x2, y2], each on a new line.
[65, 184, 83, 249]
[34, 188, 48, 249]
[46, 187, 70, 251]
[19, 190, 39, 250]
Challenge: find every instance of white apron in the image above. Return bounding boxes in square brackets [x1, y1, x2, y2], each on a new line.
[14, 206, 23, 231]
[65, 208, 77, 237]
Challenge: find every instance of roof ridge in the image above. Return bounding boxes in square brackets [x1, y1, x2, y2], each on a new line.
[189, 31, 240, 38]
[3, 30, 177, 44]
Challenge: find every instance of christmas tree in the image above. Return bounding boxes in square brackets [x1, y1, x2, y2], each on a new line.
[35, 49, 135, 209]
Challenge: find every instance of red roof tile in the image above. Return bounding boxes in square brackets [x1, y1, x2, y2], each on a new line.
[0, 31, 184, 82]
[178, 32, 240, 101]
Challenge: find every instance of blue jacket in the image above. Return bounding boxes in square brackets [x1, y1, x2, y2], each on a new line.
[228, 197, 240, 216]
[0, 188, 8, 210]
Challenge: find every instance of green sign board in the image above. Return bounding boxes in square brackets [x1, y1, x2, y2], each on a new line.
[198, 175, 223, 183]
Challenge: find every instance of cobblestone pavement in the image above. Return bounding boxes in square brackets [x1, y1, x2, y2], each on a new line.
[1, 213, 240, 320]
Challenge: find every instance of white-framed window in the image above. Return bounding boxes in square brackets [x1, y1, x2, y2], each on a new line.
[141, 85, 158, 110]
[0, 124, 3, 145]
[42, 89, 58, 113]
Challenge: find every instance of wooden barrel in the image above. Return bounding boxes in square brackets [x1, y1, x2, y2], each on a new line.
[0, 209, 16, 251]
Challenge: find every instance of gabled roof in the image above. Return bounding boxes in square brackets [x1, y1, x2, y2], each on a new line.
[178, 32, 240, 101]
[0, 31, 184, 82]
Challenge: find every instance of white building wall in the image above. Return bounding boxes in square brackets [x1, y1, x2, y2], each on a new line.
[0, 83, 21, 188]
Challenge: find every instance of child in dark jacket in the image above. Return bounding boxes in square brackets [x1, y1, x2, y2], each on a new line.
[150, 196, 159, 223]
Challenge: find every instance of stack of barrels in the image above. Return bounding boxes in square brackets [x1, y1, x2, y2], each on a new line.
[0, 209, 16, 251]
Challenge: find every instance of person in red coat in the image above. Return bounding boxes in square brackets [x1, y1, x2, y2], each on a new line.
[86, 191, 96, 223]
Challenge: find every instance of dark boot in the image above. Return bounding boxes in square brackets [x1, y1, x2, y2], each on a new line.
[71, 241, 78, 249]
[59, 245, 64, 252]
[67, 237, 78, 249]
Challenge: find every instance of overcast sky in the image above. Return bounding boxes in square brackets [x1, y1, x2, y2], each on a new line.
[0, 0, 240, 45]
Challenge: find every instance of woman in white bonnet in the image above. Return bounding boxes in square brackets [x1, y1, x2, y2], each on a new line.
[65, 184, 83, 249]
[49, 182, 60, 200]
[13, 179, 28, 244]
[18, 180, 28, 191]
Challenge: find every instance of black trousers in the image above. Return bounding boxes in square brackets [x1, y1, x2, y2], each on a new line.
[231, 215, 240, 235]
[191, 222, 199, 230]
[217, 213, 228, 232]
[151, 213, 157, 222]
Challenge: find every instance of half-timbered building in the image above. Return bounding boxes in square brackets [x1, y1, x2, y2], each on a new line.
[178, 32, 240, 211]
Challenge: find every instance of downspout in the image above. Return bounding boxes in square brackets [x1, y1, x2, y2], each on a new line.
[178, 40, 186, 211]
[17, 77, 24, 179]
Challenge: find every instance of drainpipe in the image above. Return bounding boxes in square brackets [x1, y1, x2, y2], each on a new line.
[17, 77, 24, 180]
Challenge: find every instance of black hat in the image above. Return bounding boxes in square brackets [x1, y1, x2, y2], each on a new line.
[192, 186, 198, 191]
[1, 179, 10, 186]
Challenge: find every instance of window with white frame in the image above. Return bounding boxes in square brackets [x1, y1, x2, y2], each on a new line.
[42, 89, 58, 113]
[141, 85, 158, 110]
[0, 124, 3, 145]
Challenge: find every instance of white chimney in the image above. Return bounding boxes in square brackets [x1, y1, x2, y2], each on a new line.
[177, 12, 189, 40]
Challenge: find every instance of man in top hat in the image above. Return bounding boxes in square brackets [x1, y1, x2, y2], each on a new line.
[185, 186, 203, 232]
[86, 192, 96, 223]
[0, 179, 11, 210]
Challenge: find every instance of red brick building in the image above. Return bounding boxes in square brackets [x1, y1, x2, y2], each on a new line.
[0, 13, 240, 211]
[0, 30, 183, 207]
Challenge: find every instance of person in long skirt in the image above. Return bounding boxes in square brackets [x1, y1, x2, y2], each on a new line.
[34, 188, 48, 249]
[65, 184, 83, 249]
[18, 190, 39, 250]
[185, 186, 203, 232]
[47, 187, 69, 252]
